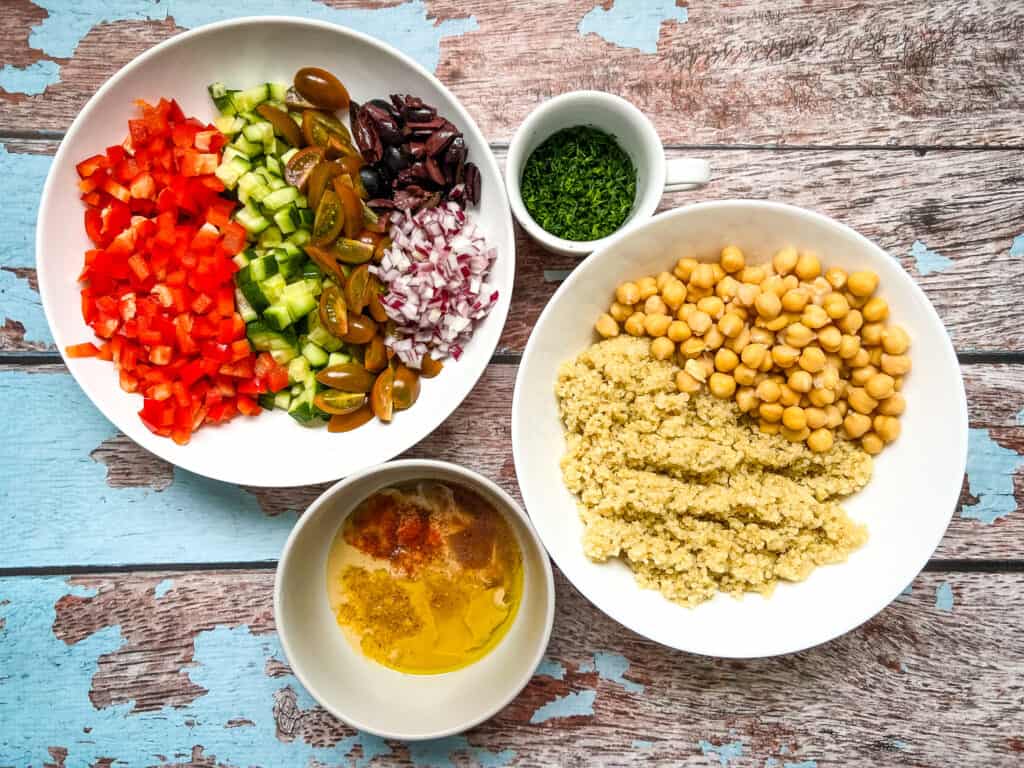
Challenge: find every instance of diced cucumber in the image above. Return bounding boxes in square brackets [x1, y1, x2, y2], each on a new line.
[287, 375, 319, 423]
[259, 273, 287, 305]
[264, 302, 293, 331]
[234, 287, 258, 323]
[257, 226, 283, 248]
[307, 307, 343, 352]
[302, 261, 322, 280]
[234, 205, 270, 235]
[273, 208, 297, 235]
[258, 392, 277, 410]
[261, 186, 299, 212]
[280, 241, 302, 259]
[269, 82, 289, 102]
[301, 341, 328, 368]
[280, 147, 299, 164]
[214, 115, 245, 135]
[267, 176, 287, 191]
[274, 390, 292, 410]
[231, 84, 270, 113]
[208, 82, 237, 115]
[327, 352, 351, 367]
[265, 154, 282, 176]
[288, 356, 311, 384]
[237, 255, 278, 285]
[230, 134, 263, 159]
[232, 251, 251, 270]
[242, 121, 274, 146]
[214, 155, 251, 190]
[281, 282, 317, 322]
[289, 207, 314, 230]
[270, 347, 298, 365]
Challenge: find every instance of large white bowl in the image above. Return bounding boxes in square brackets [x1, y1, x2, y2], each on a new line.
[37, 17, 514, 487]
[275, 460, 555, 739]
[512, 201, 968, 658]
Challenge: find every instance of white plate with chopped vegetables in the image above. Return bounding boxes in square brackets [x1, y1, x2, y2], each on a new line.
[37, 17, 513, 487]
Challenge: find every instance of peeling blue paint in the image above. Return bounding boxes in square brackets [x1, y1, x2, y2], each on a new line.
[154, 578, 173, 599]
[0, 144, 54, 346]
[910, 239, 953, 276]
[0, 370, 297, 567]
[783, 761, 818, 768]
[1010, 234, 1024, 257]
[632, 739, 654, 749]
[12, 0, 476, 97]
[935, 581, 954, 612]
[962, 428, 1024, 524]
[578, 657, 595, 673]
[0, 60, 61, 95]
[578, 0, 688, 53]
[900, 584, 913, 597]
[407, 737, 516, 768]
[765, 759, 780, 768]
[1016, 407, 1024, 427]
[698, 739, 744, 765]
[529, 690, 596, 724]
[593, 651, 644, 694]
[899, 661, 908, 673]
[890, 739, 909, 750]
[534, 657, 566, 680]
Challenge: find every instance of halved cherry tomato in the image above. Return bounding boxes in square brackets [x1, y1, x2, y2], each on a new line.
[327, 404, 374, 433]
[370, 368, 394, 422]
[341, 313, 376, 345]
[302, 110, 353, 151]
[312, 189, 344, 246]
[345, 264, 371, 315]
[332, 175, 363, 239]
[255, 102, 304, 148]
[318, 283, 349, 337]
[367, 276, 389, 322]
[294, 67, 351, 111]
[307, 161, 345, 211]
[314, 390, 366, 415]
[392, 365, 421, 411]
[331, 237, 374, 265]
[421, 353, 444, 378]
[304, 244, 346, 284]
[284, 146, 325, 191]
[364, 336, 388, 373]
[315, 362, 374, 393]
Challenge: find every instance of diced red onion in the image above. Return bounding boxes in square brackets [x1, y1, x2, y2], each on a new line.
[370, 205, 498, 369]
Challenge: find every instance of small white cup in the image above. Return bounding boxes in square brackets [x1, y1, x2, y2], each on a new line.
[505, 90, 710, 257]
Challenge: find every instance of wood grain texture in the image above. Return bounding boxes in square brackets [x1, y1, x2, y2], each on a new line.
[2, 568, 1021, 766]
[3, 140, 1024, 352]
[4, 1, 1024, 144]
[3, 362, 1020, 566]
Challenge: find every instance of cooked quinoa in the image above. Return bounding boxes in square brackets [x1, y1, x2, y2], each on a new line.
[556, 336, 872, 606]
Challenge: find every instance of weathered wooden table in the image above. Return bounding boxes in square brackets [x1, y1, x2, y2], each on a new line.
[3, 2, 1023, 766]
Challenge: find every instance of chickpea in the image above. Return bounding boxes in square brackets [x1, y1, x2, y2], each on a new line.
[836, 399, 848, 417]
[807, 428, 834, 453]
[861, 322, 884, 346]
[799, 346, 827, 373]
[762, 275, 787, 298]
[595, 313, 620, 338]
[873, 415, 901, 443]
[753, 291, 781, 320]
[759, 420, 781, 435]
[838, 334, 861, 359]
[823, 292, 850, 320]
[845, 291, 867, 309]
[762, 313, 791, 332]
[785, 322, 816, 348]
[674, 257, 698, 281]
[667, 320, 692, 342]
[711, 264, 726, 283]
[676, 369, 701, 393]
[825, 266, 848, 290]
[795, 251, 822, 281]
[688, 310, 712, 335]
[805, 407, 828, 430]
[684, 358, 708, 383]
[893, 376, 904, 392]
[838, 309, 864, 335]
[772, 246, 799, 275]
[847, 270, 879, 297]
[848, 387, 878, 415]
[736, 283, 761, 307]
[817, 325, 842, 353]
[738, 343, 765, 369]
[849, 347, 871, 369]
[642, 295, 668, 317]
[802, 304, 830, 329]
[782, 425, 811, 443]
[881, 353, 912, 376]
[759, 354, 776, 372]
[850, 364, 878, 387]
[662, 279, 687, 310]
[616, 281, 640, 306]
[807, 387, 836, 407]
[817, 365, 840, 391]
[734, 364, 757, 386]
[862, 297, 887, 323]
[686, 283, 711, 302]
[720, 245, 745, 273]
[706, 372, 735, 399]
[754, 378, 781, 403]
[716, 276, 739, 301]
[704, 326, 725, 351]
[731, 386, 755, 412]
[698, 296, 725, 319]
[718, 313, 744, 339]
[690, 263, 716, 289]
[749, 327, 774, 346]
[843, 412, 872, 439]
[868, 346, 884, 367]
[644, 313, 672, 337]
[713, 348, 738, 372]
[865, 372, 895, 400]
[878, 393, 906, 417]
[781, 288, 810, 313]
[780, 384, 802, 407]
[781, 405, 807, 431]
[656, 271, 674, 291]
[637, 276, 658, 300]
[649, 336, 675, 361]
[824, 404, 843, 429]
[724, 324, 750, 352]
[624, 312, 646, 336]
[739, 266, 766, 284]
[677, 303, 696, 322]
[881, 325, 910, 355]
[771, 344, 800, 368]
[681, 337, 706, 358]
[788, 369, 813, 393]
[609, 301, 632, 323]
[861, 432, 884, 455]
[782, 274, 800, 293]
[760, 402, 784, 422]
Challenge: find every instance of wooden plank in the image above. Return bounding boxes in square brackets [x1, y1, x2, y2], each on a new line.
[2, 363, 1021, 568]
[1, 569, 1021, 766]
[4, 140, 1024, 352]
[4, 1, 1024, 145]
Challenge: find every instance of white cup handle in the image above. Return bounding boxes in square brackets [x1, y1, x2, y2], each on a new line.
[664, 157, 711, 193]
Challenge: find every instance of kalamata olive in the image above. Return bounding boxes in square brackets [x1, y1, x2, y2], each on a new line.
[316, 362, 374, 393]
[353, 111, 383, 163]
[425, 123, 457, 156]
[362, 103, 403, 145]
[384, 144, 411, 173]
[403, 106, 436, 123]
[359, 166, 386, 197]
[464, 162, 481, 205]
[294, 67, 350, 111]
[368, 98, 402, 123]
